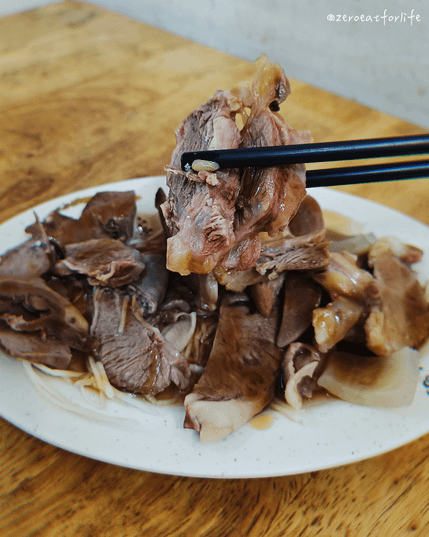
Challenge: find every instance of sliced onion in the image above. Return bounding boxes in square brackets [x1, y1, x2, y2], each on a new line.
[22, 361, 139, 424]
[162, 312, 197, 352]
[317, 347, 420, 407]
[328, 233, 376, 255]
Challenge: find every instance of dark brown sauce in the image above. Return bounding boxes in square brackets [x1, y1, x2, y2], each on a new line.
[154, 385, 184, 406]
[59, 196, 93, 211]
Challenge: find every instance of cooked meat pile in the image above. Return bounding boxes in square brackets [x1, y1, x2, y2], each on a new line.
[1, 56, 428, 443]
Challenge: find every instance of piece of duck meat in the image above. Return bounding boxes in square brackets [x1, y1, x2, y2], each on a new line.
[367, 236, 423, 264]
[276, 273, 322, 347]
[213, 264, 264, 292]
[282, 342, 327, 409]
[364, 238, 429, 355]
[288, 194, 325, 237]
[255, 230, 330, 276]
[0, 325, 72, 369]
[312, 252, 378, 353]
[0, 216, 54, 279]
[313, 296, 366, 353]
[0, 276, 92, 367]
[183, 292, 282, 443]
[220, 57, 311, 271]
[127, 253, 168, 316]
[213, 194, 329, 292]
[0, 312, 95, 354]
[251, 272, 285, 318]
[90, 287, 191, 395]
[79, 190, 136, 241]
[27, 191, 137, 250]
[161, 88, 241, 276]
[222, 59, 310, 271]
[162, 55, 311, 276]
[218, 224, 329, 291]
[255, 194, 329, 276]
[54, 238, 145, 287]
[313, 251, 377, 300]
[0, 278, 89, 333]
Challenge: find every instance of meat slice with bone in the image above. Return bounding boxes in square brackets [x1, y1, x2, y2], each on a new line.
[312, 251, 378, 353]
[183, 292, 282, 443]
[312, 238, 429, 356]
[364, 237, 429, 356]
[161, 55, 310, 276]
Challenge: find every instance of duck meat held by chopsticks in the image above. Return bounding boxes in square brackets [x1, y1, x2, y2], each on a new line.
[161, 55, 311, 276]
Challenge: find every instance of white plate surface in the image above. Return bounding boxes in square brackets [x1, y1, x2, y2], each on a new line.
[1, 176, 429, 479]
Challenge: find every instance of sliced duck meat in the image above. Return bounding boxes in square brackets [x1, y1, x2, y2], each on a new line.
[162, 55, 310, 276]
[230, 89, 307, 247]
[0, 325, 72, 369]
[79, 190, 136, 242]
[183, 292, 282, 443]
[214, 195, 329, 292]
[277, 273, 322, 347]
[313, 251, 377, 300]
[0, 278, 89, 333]
[288, 194, 325, 237]
[90, 287, 191, 395]
[27, 191, 137, 250]
[313, 296, 365, 353]
[368, 236, 423, 265]
[161, 87, 241, 275]
[213, 264, 264, 292]
[312, 252, 378, 353]
[255, 195, 328, 274]
[282, 342, 327, 409]
[0, 312, 96, 354]
[54, 238, 145, 287]
[255, 229, 330, 276]
[251, 272, 285, 318]
[0, 216, 54, 279]
[364, 238, 429, 355]
[0, 275, 92, 365]
[312, 239, 429, 356]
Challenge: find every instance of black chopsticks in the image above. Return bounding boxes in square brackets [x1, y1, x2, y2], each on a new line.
[305, 160, 429, 188]
[180, 134, 429, 187]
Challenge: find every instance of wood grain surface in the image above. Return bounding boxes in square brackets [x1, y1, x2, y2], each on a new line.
[0, 2, 429, 536]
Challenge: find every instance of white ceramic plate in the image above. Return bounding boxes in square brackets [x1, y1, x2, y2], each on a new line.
[1, 176, 429, 479]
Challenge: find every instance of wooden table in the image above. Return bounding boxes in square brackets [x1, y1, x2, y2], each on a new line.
[1, 3, 428, 535]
